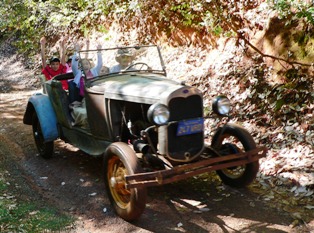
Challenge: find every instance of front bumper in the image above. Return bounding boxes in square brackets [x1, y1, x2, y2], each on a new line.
[125, 146, 267, 189]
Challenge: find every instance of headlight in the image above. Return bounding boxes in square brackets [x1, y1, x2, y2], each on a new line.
[212, 96, 231, 116]
[147, 103, 170, 126]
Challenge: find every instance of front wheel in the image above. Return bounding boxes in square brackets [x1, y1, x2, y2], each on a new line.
[211, 123, 259, 188]
[32, 112, 54, 159]
[104, 142, 147, 221]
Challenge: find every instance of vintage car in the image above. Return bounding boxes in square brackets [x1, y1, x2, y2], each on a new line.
[23, 45, 267, 221]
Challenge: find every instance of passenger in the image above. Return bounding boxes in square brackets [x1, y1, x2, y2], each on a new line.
[109, 48, 135, 73]
[40, 36, 68, 90]
[70, 42, 103, 128]
[72, 43, 103, 97]
[65, 56, 73, 73]
[66, 55, 77, 103]
[100, 65, 109, 75]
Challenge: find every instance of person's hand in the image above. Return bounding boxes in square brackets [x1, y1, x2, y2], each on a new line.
[60, 36, 66, 46]
[74, 43, 80, 52]
[40, 37, 46, 45]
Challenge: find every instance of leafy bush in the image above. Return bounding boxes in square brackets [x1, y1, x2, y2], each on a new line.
[271, 0, 314, 24]
[1, 0, 314, 59]
[0, 0, 113, 56]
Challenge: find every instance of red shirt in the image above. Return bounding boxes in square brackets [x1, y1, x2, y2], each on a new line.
[42, 64, 68, 90]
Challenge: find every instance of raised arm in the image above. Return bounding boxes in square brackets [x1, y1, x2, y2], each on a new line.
[40, 37, 47, 68]
[71, 43, 83, 87]
[94, 44, 103, 74]
[85, 39, 90, 59]
[59, 37, 66, 66]
[71, 43, 81, 76]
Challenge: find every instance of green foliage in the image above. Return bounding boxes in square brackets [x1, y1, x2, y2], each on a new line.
[201, 10, 224, 36]
[271, 0, 314, 24]
[0, 0, 114, 57]
[1, 0, 314, 60]
[170, 2, 196, 26]
[0, 169, 74, 233]
[0, 201, 74, 232]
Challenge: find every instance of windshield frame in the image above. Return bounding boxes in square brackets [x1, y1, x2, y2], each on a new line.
[77, 45, 167, 85]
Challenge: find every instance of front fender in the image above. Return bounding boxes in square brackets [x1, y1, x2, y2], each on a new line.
[23, 93, 58, 142]
[211, 123, 255, 148]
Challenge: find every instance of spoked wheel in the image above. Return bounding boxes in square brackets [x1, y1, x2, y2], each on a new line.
[211, 123, 259, 187]
[104, 142, 147, 221]
[32, 112, 54, 159]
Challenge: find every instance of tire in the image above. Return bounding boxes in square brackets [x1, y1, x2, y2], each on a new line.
[104, 142, 147, 221]
[32, 112, 54, 159]
[211, 123, 259, 188]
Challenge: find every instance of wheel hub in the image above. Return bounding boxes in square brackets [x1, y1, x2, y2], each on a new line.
[110, 177, 117, 188]
[110, 166, 129, 196]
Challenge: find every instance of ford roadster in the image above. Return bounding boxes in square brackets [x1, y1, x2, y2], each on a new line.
[23, 45, 266, 221]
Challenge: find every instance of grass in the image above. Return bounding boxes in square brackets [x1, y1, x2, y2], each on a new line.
[0, 155, 75, 233]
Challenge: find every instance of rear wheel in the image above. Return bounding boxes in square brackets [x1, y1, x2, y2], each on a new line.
[104, 142, 147, 221]
[32, 112, 54, 159]
[211, 124, 259, 187]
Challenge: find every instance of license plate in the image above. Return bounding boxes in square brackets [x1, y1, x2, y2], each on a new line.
[176, 118, 204, 136]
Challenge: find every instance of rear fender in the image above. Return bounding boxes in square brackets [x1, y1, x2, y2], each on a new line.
[23, 93, 58, 142]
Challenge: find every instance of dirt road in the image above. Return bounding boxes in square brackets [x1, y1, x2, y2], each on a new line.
[0, 103, 295, 233]
[0, 48, 312, 233]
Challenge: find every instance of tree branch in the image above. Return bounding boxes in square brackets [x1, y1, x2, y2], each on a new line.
[240, 34, 312, 68]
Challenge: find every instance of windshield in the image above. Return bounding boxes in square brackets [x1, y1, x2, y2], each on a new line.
[77, 45, 166, 78]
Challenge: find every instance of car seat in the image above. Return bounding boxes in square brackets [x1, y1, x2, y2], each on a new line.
[48, 80, 73, 128]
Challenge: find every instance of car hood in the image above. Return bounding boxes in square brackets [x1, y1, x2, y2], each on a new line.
[88, 74, 198, 104]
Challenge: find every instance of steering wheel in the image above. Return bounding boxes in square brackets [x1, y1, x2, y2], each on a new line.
[125, 62, 150, 71]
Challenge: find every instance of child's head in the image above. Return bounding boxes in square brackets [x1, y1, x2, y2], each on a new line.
[81, 58, 91, 72]
[67, 56, 72, 67]
[100, 66, 109, 75]
[49, 57, 61, 71]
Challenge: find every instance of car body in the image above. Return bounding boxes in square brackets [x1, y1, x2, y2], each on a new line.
[23, 45, 267, 221]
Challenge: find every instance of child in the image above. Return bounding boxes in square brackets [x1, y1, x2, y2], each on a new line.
[71, 43, 103, 96]
[70, 42, 103, 128]
[65, 56, 73, 73]
[100, 65, 109, 75]
[40, 36, 68, 90]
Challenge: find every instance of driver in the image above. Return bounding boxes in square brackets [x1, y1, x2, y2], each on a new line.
[109, 48, 135, 73]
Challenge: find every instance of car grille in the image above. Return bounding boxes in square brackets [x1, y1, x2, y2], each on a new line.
[167, 95, 203, 161]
